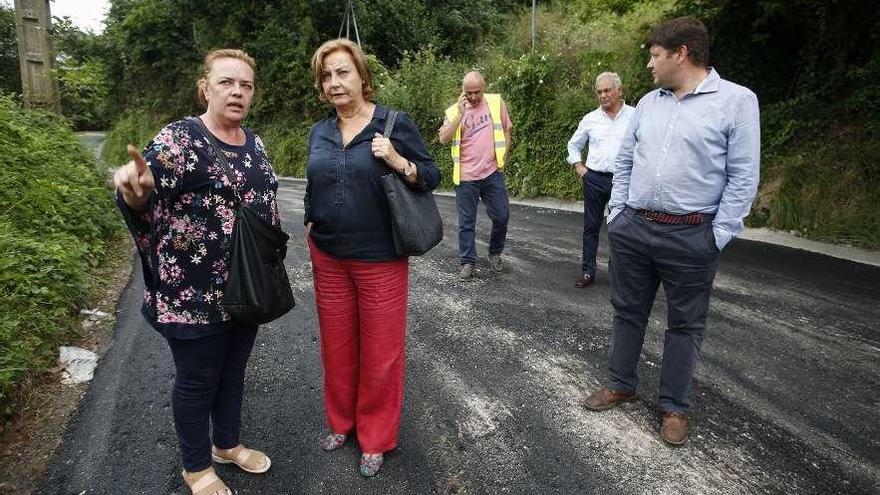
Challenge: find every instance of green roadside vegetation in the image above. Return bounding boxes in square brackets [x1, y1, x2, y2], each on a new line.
[90, 0, 879, 248]
[0, 94, 122, 419]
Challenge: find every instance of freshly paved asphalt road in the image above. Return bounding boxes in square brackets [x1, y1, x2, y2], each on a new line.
[38, 181, 879, 494]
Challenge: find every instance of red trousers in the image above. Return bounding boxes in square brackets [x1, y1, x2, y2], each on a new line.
[308, 238, 408, 453]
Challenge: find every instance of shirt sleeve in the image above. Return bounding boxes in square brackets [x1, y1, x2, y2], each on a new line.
[117, 121, 189, 260]
[392, 112, 441, 192]
[115, 121, 193, 288]
[566, 113, 591, 165]
[608, 99, 643, 223]
[115, 190, 152, 253]
[713, 91, 761, 250]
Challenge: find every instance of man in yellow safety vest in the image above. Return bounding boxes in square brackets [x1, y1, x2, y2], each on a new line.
[438, 71, 513, 281]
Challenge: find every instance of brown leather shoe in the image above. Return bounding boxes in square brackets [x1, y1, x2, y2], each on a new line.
[660, 412, 688, 446]
[574, 273, 593, 288]
[580, 388, 637, 411]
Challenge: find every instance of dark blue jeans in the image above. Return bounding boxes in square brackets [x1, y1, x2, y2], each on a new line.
[606, 207, 719, 413]
[581, 170, 613, 276]
[166, 326, 258, 472]
[455, 170, 510, 265]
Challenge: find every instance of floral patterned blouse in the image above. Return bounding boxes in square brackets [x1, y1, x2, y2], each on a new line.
[117, 118, 281, 340]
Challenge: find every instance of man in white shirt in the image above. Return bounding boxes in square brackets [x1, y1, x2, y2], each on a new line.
[566, 72, 635, 288]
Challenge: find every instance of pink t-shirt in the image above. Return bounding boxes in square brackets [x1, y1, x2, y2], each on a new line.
[452, 99, 512, 182]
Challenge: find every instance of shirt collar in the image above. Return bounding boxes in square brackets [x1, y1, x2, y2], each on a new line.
[375, 103, 390, 120]
[694, 68, 720, 94]
[600, 101, 628, 120]
[658, 67, 720, 97]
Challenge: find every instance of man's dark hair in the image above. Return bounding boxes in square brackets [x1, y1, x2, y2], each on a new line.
[649, 16, 710, 67]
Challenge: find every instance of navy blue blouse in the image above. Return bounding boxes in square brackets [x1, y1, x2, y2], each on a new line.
[305, 104, 441, 260]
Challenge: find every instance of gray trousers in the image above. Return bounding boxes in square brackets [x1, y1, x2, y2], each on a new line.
[607, 207, 720, 413]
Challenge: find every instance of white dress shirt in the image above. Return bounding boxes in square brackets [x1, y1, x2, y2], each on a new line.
[566, 103, 635, 173]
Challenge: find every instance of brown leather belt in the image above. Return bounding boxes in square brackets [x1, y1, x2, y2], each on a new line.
[637, 209, 709, 225]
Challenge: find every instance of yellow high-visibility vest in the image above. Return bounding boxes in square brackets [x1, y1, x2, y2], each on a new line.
[445, 93, 507, 185]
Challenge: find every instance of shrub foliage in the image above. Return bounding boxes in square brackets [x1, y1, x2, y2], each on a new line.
[97, 0, 879, 249]
[0, 93, 120, 416]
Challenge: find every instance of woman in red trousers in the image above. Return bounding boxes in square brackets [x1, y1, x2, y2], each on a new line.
[304, 38, 441, 477]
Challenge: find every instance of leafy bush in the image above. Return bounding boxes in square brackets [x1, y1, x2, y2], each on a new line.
[0, 4, 18, 95]
[55, 57, 111, 131]
[51, 16, 114, 130]
[486, 2, 673, 199]
[0, 226, 86, 417]
[755, 136, 880, 247]
[0, 93, 120, 415]
[261, 118, 313, 177]
[749, 93, 880, 246]
[102, 110, 166, 165]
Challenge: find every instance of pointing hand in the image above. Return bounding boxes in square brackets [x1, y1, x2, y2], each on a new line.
[113, 144, 156, 211]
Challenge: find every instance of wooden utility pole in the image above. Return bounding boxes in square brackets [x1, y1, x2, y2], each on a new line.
[531, 0, 536, 51]
[13, 0, 59, 112]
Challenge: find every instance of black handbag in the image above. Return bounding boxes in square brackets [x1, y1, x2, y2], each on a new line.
[380, 110, 444, 257]
[194, 118, 295, 324]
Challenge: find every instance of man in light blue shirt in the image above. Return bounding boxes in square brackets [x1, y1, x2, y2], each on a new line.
[580, 17, 760, 447]
[566, 72, 635, 288]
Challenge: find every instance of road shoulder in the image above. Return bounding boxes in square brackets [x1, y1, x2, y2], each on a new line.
[279, 176, 879, 267]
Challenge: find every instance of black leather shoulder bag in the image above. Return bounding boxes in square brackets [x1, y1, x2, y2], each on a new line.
[380, 110, 444, 257]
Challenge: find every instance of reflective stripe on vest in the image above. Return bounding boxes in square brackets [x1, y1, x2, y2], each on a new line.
[445, 93, 507, 185]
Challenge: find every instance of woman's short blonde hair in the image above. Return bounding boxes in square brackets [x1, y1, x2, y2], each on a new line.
[311, 38, 374, 102]
[196, 48, 257, 108]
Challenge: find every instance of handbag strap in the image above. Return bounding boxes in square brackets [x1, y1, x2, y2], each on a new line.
[384, 109, 398, 138]
[192, 117, 242, 203]
[384, 109, 410, 175]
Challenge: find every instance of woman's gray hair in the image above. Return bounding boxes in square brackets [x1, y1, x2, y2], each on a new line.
[595, 72, 622, 89]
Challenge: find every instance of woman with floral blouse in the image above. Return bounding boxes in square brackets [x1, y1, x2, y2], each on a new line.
[305, 38, 441, 477]
[114, 49, 276, 495]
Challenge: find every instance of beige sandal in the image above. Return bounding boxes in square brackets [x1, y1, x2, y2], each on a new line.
[182, 468, 231, 495]
[211, 444, 272, 474]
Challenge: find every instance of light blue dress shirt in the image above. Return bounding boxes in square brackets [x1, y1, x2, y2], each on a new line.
[608, 68, 761, 251]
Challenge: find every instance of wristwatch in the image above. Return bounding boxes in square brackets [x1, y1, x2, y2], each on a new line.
[403, 161, 415, 176]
